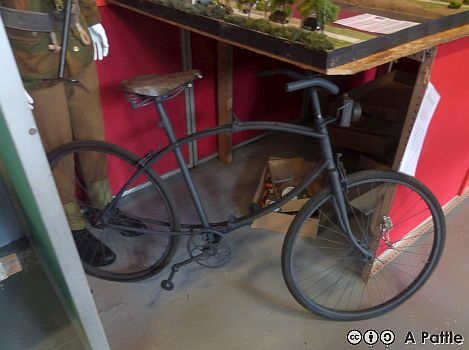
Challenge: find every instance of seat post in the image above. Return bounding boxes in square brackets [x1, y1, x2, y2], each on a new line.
[154, 100, 211, 229]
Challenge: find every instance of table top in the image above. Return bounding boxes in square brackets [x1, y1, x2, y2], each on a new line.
[108, 0, 469, 75]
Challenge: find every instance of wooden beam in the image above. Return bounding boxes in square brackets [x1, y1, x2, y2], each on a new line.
[458, 168, 469, 196]
[326, 25, 468, 75]
[360, 185, 396, 282]
[217, 42, 233, 163]
[358, 49, 437, 279]
[392, 48, 437, 170]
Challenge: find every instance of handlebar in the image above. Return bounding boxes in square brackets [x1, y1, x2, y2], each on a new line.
[285, 78, 339, 95]
[257, 68, 339, 95]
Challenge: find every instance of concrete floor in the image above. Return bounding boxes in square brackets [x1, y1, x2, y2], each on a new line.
[89, 135, 469, 350]
[0, 239, 83, 350]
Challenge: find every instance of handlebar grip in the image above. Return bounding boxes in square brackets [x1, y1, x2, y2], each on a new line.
[285, 78, 339, 95]
[257, 69, 306, 81]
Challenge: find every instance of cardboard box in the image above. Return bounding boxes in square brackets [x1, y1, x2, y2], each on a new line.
[349, 185, 386, 215]
[251, 157, 322, 238]
[251, 212, 319, 238]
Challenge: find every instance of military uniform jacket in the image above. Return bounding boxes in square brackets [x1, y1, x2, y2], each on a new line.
[0, 0, 101, 89]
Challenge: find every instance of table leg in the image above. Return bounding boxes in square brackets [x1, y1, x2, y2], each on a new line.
[360, 186, 396, 282]
[458, 169, 469, 196]
[217, 42, 233, 164]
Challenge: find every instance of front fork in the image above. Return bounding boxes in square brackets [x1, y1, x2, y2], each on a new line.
[328, 167, 373, 260]
[313, 105, 373, 260]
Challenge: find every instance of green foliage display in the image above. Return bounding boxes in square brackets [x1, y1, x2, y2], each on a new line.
[156, 0, 229, 17]
[256, 0, 268, 11]
[224, 16, 273, 32]
[448, 0, 463, 8]
[298, 0, 315, 21]
[236, 0, 257, 16]
[247, 18, 274, 32]
[270, 0, 294, 20]
[148, 0, 335, 51]
[271, 26, 305, 41]
[270, 0, 294, 25]
[303, 31, 333, 49]
[270, 0, 294, 10]
[216, 0, 234, 13]
[298, 0, 339, 30]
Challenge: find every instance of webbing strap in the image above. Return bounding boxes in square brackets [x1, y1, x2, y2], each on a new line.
[0, 6, 78, 32]
[54, 0, 65, 11]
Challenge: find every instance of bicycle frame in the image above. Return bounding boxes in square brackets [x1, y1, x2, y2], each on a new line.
[105, 87, 372, 258]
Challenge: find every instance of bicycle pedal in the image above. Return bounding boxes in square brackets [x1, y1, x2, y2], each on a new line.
[160, 252, 207, 291]
[161, 279, 174, 291]
[161, 264, 178, 291]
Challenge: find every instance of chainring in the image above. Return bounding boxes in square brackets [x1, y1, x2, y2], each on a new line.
[187, 230, 232, 268]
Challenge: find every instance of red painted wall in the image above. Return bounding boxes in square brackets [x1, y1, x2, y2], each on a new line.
[190, 32, 305, 160]
[382, 37, 469, 251]
[415, 36, 469, 204]
[96, 6, 188, 175]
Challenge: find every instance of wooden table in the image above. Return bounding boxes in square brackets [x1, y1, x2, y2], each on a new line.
[108, 0, 468, 74]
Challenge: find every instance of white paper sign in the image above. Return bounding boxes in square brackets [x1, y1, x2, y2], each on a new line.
[335, 13, 419, 34]
[399, 82, 441, 176]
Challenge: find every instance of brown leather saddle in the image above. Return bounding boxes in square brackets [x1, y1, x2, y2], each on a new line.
[120, 70, 203, 98]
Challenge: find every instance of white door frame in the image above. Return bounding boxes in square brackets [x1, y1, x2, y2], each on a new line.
[0, 17, 109, 350]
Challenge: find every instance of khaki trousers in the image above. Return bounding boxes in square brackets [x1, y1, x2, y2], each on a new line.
[29, 62, 111, 230]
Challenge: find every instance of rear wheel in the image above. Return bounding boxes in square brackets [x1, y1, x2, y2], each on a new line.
[282, 170, 445, 320]
[48, 140, 179, 282]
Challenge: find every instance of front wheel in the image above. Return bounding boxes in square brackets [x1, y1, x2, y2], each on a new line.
[282, 170, 445, 320]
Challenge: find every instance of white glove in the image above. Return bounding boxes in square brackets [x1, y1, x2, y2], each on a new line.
[88, 23, 109, 61]
[24, 89, 34, 110]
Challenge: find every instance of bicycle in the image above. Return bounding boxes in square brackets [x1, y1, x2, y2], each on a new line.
[48, 68, 445, 321]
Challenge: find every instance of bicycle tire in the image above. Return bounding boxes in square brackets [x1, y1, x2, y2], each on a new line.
[282, 170, 445, 320]
[48, 140, 180, 282]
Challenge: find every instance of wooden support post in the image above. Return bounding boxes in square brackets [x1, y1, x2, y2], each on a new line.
[361, 49, 437, 282]
[360, 185, 396, 282]
[458, 168, 469, 196]
[392, 48, 437, 170]
[217, 42, 233, 164]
